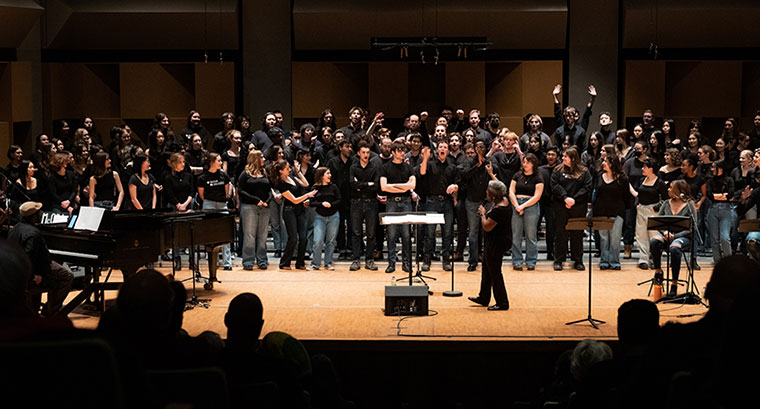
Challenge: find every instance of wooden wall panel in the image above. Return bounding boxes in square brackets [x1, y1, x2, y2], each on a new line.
[486, 62, 522, 118]
[624, 61, 666, 118]
[665, 61, 742, 118]
[742, 62, 760, 117]
[0, 122, 9, 167]
[446, 62, 485, 114]
[10, 62, 33, 122]
[292, 62, 368, 124]
[120, 63, 194, 118]
[368, 62, 408, 118]
[47, 63, 120, 119]
[0, 64, 10, 122]
[195, 62, 236, 117]
[522, 61, 563, 118]
[408, 63, 445, 116]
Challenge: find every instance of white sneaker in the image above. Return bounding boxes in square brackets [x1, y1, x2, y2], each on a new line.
[326, 264, 335, 271]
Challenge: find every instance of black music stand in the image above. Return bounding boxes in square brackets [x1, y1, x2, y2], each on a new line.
[565, 217, 614, 330]
[442, 251, 462, 297]
[380, 212, 443, 290]
[171, 215, 211, 310]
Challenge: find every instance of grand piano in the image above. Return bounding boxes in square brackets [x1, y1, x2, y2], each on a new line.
[39, 209, 235, 315]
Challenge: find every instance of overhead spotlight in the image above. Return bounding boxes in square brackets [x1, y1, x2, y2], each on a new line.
[434, 48, 439, 65]
[204, 51, 208, 63]
[420, 49, 425, 64]
[219, 51, 223, 63]
[457, 46, 462, 58]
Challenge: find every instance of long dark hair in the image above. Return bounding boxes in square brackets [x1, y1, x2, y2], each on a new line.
[605, 154, 624, 180]
[557, 146, 587, 179]
[670, 179, 693, 201]
[133, 153, 149, 178]
[268, 158, 289, 184]
[18, 160, 34, 188]
[92, 152, 111, 178]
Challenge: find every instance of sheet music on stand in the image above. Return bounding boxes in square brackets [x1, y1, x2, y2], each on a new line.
[72, 206, 106, 232]
[380, 212, 445, 225]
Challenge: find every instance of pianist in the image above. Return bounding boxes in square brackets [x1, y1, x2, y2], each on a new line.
[7, 201, 73, 316]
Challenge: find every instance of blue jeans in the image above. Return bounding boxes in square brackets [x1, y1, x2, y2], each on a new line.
[424, 197, 454, 257]
[465, 200, 483, 266]
[386, 198, 412, 265]
[512, 198, 539, 266]
[708, 202, 735, 263]
[202, 199, 232, 268]
[240, 203, 270, 268]
[305, 207, 316, 254]
[698, 199, 712, 252]
[651, 236, 690, 283]
[599, 216, 624, 268]
[312, 212, 339, 267]
[350, 198, 378, 261]
[269, 198, 287, 251]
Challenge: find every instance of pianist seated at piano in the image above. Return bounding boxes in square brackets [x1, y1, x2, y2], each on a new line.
[7, 201, 74, 316]
[88, 152, 124, 211]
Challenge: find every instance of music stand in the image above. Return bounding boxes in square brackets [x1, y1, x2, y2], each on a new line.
[564, 217, 614, 330]
[380, 212, 444, 289]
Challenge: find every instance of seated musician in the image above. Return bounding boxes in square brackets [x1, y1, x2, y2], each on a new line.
[7, 201, 74, 316]
[649, 180, 698, 297]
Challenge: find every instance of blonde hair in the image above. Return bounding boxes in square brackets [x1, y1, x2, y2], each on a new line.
[245, 150, 264, 177]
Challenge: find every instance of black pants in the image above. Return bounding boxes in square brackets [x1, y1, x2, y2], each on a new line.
[539, 202, 555, 256]
[478, 245, 509, 306]
[28, 261, 74, 316]
[281, 206, 307, 268]
[336, 203, 351, 254]
[553, 202, 586, 264]
[350, 199, 378, 261]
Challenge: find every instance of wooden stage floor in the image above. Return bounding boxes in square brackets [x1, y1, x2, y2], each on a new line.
[67, 257, 711, 341]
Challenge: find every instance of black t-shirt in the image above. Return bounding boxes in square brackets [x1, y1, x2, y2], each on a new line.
[237, 172, 271, 205]
[198, 170, 230, 203]
[638, 177, 668, 206]
[163, 171, 194, 207]
[484, 205, 511, 250]
[380, 161, 413, 198]
[658, 168, 683, 185]
[128, 173, 155, 209]
[512, 171, 542, 197]
[683, 174, 705, 201]
[221, 151, 242, 184]
[311, 183, 341, 217]
[276, 179, 304, 207]
[93, 171, 117, 202]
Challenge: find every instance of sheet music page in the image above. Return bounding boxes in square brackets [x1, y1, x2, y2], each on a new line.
[73, 206, 106, 231]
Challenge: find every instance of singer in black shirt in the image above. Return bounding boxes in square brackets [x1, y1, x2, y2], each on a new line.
[551, 147, 592, 270]
[419, 141, 460, 272]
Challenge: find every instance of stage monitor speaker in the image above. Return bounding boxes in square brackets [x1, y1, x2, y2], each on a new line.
[384, 285, 428, 316]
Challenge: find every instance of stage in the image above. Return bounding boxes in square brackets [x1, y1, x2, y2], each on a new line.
[67, 257, 711, 340]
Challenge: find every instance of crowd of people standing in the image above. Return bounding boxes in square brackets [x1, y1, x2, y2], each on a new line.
[4, 85, 760, 303]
